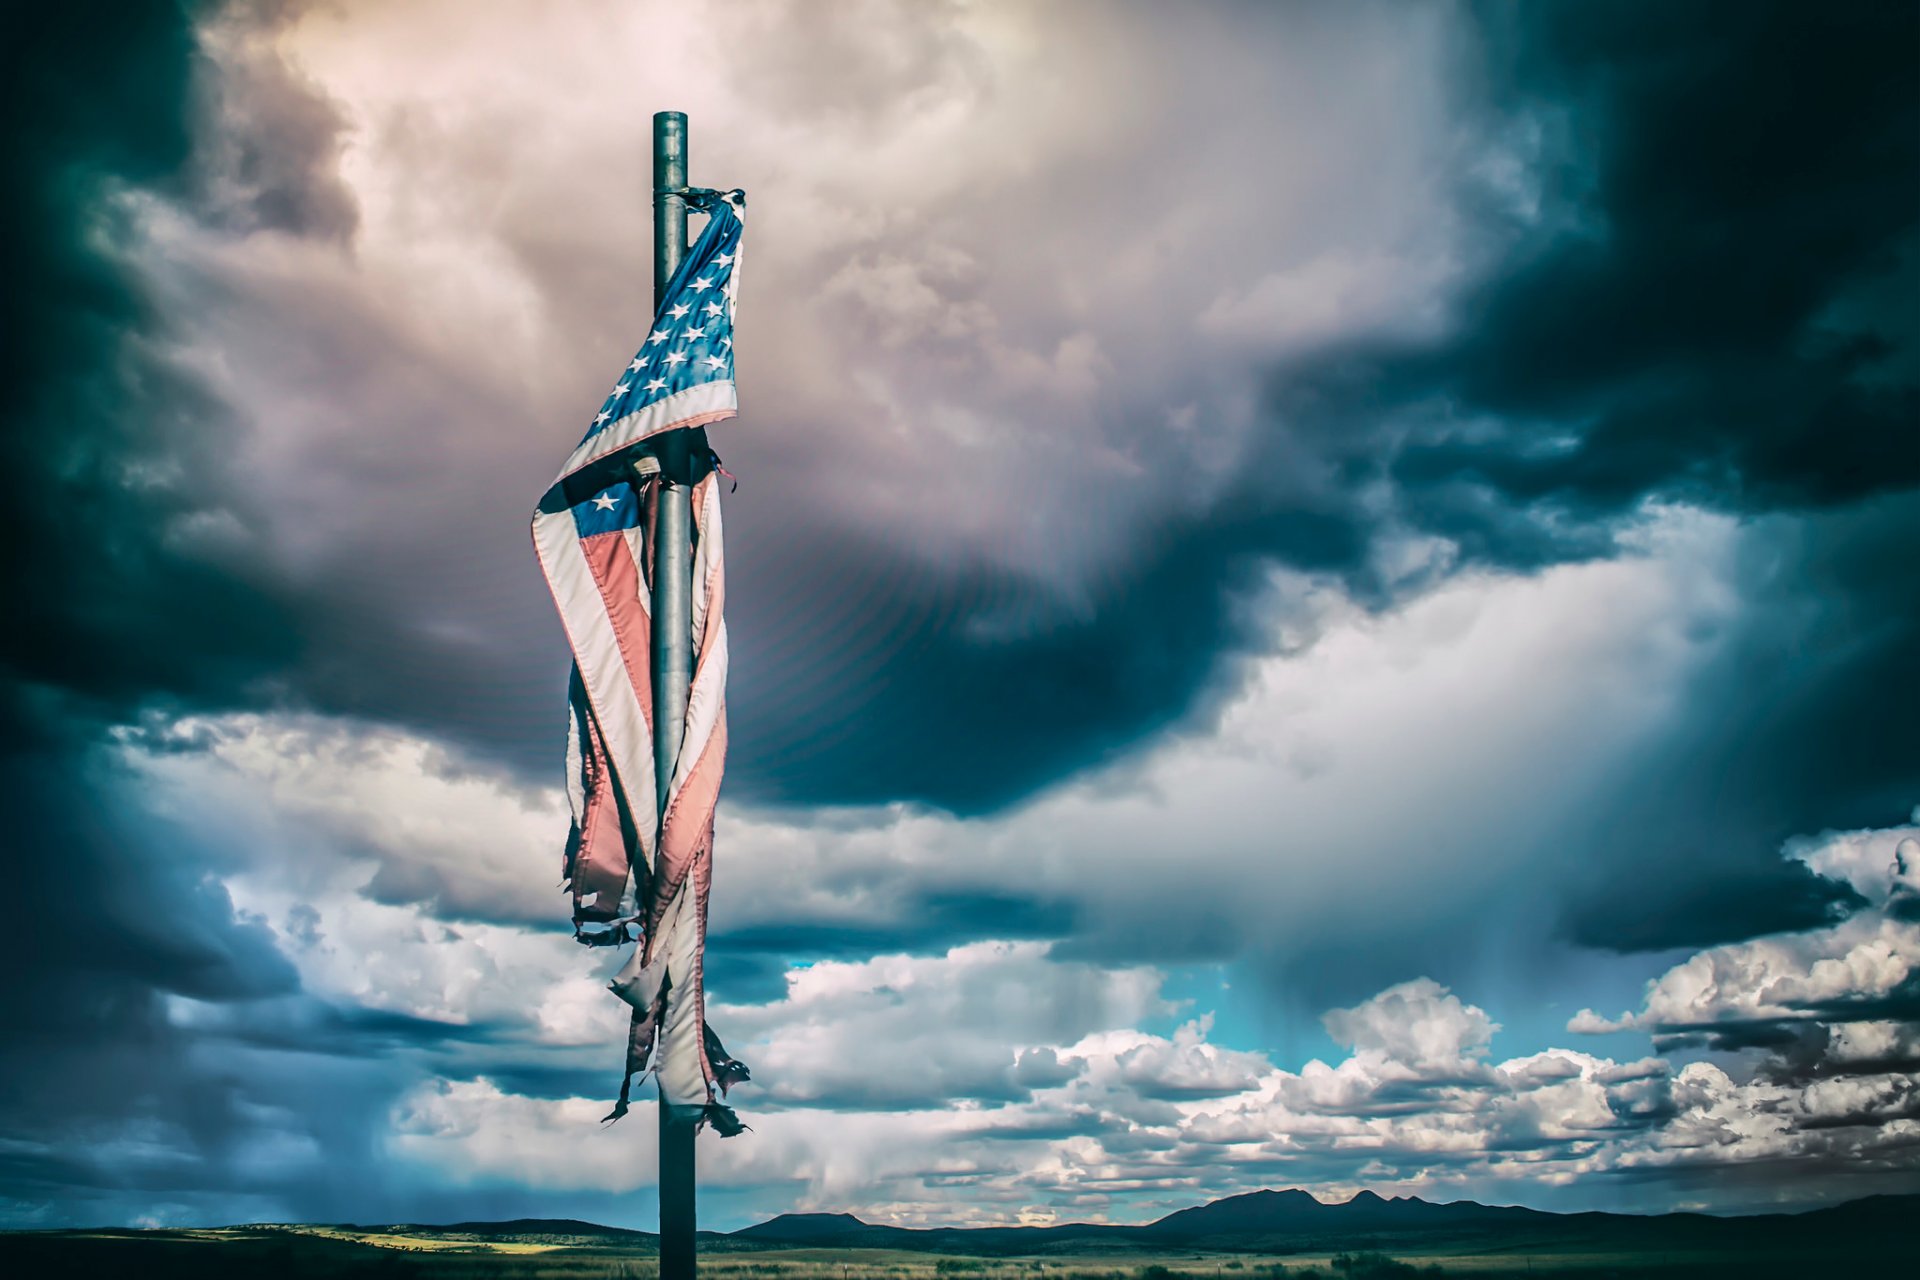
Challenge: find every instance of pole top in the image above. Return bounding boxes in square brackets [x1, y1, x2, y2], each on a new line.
[654, 112, 687, 197]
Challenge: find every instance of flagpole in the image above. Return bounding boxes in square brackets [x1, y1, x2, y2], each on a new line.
[650, 107, 699, 1280]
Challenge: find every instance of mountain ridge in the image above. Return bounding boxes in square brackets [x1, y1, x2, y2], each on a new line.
[717, 1186, 1917, 1252]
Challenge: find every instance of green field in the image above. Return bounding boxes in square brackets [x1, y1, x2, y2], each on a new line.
[0, 1228, 1874, 1280]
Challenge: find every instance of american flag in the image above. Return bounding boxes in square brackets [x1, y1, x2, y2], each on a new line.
[532, 189, 750, 1133]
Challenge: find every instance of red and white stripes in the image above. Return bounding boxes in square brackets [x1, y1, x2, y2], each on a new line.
[607, 471, 748, 1129]
[534, 469, 747, 1131]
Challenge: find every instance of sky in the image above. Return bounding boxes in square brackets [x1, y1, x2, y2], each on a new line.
[3, 0, 1918, 1233]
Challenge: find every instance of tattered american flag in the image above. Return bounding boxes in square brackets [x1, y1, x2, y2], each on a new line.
[531, 189, 750, 1134]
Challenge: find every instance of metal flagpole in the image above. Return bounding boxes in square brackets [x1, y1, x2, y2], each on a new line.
[649, 107, 698, 1280]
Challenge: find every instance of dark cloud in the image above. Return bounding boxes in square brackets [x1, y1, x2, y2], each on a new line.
[0, 740, 563, 1227]
[190, 3, 358, 240]
[726, 494, 1362, 812]
[0, 0, 1428, 817]
[733, 0, 1917, 811]
[0, 0, 358, 749]
[0, 2, 302, 745]
[15, 0, 1900, 826]
[1257, 1, 1920, 955]
[717, 890, 1078, 961]
[1650, 973, 1920, 1077]
[0, 0, 283, 1203]
[1563, 857, 1866, 956]
[0, 746, 290, 1218]
[0, 0, 419, 1228]
[1391, 1, 1919, 522]
[1554, 491, 1920, 952]
[1242, 1, 1920, 577]
[5, 2, 1911, 827]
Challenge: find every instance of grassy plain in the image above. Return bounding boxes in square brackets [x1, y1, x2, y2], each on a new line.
[0, 1229, 1861, 1280]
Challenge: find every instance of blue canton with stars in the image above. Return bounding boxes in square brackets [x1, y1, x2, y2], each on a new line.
[579, 191, 743, 447]
[570, 479, 641, 537]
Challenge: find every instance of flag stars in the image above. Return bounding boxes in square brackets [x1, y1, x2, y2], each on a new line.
[591, 493, 619, 511]
[574, 215, 738, 448]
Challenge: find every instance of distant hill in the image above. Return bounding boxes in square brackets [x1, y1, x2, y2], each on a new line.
[720, 1186, 1918, 1257]
[734, 1212, 885, 1243]
[1146, 1187, 1545, 1235]
[1141, 1186, 1559, 1244]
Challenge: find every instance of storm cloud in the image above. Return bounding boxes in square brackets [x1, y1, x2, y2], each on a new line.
[1, 0, 1915, 1229]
